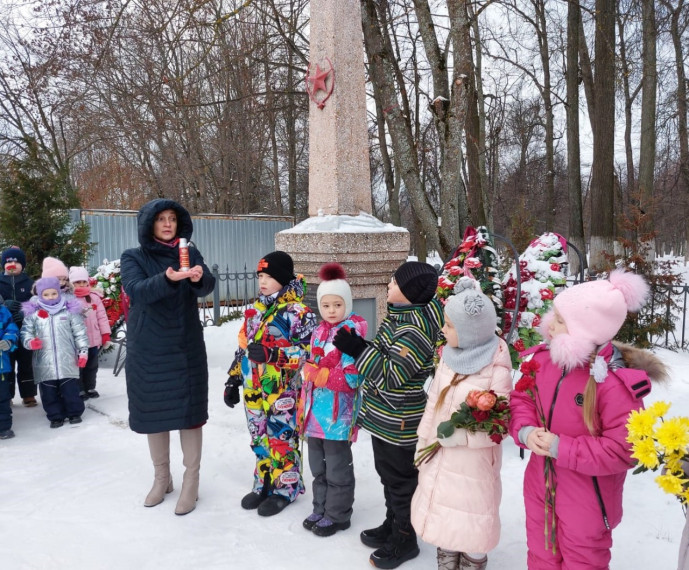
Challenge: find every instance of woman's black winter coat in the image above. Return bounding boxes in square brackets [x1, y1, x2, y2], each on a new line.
[120, 199, 216, 434]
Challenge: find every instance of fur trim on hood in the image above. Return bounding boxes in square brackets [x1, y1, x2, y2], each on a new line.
[22, 297, 83, 317]
[612, 341, 669, 384]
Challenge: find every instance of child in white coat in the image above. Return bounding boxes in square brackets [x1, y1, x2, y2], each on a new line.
[411, 278, 512, 570]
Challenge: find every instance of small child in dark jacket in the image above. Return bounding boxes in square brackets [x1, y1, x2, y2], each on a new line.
[334, 261, 443, 569]
[0, 247, 36, 407]
[0, 302, 20, 439]
[21, 277, 89, 428]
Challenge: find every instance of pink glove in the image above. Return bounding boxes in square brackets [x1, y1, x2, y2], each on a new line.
[78, 355, 88, 368]
[29, 338, 42, 350]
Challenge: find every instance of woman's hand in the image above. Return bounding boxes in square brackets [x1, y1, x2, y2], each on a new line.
[166, 265, 203, 282]
[188, 265, 203, 282]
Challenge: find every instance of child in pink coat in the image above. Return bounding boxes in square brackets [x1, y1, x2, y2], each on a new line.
[69, 267, 111, 399]
[509, 270, 667, 569]
[411, 278, 511, 570]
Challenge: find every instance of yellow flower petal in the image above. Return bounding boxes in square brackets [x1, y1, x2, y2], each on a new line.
[631, 437, 660, 469]
[627, 409, 658, 442]
[646, 401, 671, 419]
[655, 418, 689, 454]
[656, 472, 688, 496]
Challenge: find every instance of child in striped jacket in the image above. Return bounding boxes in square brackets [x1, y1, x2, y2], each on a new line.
[334, 261, 442, 570]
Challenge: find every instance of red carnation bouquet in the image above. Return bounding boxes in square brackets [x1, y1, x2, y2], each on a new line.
[415, 389, 510, 466]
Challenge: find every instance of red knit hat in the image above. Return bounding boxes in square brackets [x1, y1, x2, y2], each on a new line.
[540, 269, 649, 370]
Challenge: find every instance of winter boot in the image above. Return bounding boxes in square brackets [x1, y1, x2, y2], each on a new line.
[241, 472, 271, 509]
[175, 428, 202, 515]
[144, 432, 174, 507]
[437, 547, 461, 570]
[459, 554, 487, 570]
[360, 516, 393, 548]
[257, 494, 290, 517]
[369, 519, 420, 569]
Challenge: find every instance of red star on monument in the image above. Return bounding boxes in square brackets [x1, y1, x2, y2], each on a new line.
[308, 64, 329, 93]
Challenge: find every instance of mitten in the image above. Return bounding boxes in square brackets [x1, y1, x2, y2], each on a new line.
[224, 375, 242, 408]
[247, 342, 280, 364]
[0, 339, 10, 351]
[101, 333, 113, 349]
[4, 299, 20, 314]
[437, 428, 468, 448]
[29, 338, 42, 350]
[333, 327, 368, 359]
[78, 355, 88, 368]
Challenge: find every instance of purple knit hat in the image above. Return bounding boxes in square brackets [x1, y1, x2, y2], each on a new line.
[36, 277, 61, 298]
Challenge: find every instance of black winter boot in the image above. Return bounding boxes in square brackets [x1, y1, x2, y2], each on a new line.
[360, 516, 393, 548]
[369, 519, 420, 569]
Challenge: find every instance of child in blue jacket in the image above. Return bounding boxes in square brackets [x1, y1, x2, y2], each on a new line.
[298, 263, 367, 537]
[0, 301, 20, 439]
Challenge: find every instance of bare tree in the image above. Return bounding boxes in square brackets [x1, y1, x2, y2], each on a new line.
[589, 0, 617, 271]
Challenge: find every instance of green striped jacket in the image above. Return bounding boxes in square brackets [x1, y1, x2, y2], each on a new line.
[355, 298, 443, 446]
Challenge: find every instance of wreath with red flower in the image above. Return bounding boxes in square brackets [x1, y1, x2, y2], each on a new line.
[436, 225, 503, 318]
[501, 233, 568, 367]
[37, 309, 49, 319]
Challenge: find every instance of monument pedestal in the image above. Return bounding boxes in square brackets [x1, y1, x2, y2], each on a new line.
[276, 214, 409, 334]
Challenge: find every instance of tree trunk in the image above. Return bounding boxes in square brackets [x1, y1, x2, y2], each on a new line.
[361, 0, 444, 254]
[662, 0, 689, 260]
[638, 0, 657, 261]
[374, 94, 400, 225]
[566, 0, 586, 275]
[589, 0, 616, 271]
[534, 0, 555, 231]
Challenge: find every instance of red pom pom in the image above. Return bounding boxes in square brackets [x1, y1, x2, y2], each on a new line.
[318, 263, 347, 282]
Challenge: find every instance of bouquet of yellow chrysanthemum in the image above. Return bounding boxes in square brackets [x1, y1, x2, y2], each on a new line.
[626, 401, 689, 505]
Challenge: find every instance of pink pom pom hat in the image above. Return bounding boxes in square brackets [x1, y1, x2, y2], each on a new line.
[539, 269, 650, 370]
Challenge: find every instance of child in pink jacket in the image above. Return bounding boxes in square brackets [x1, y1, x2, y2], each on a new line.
[69, 267, 111, 399]
[411, 278, 511, 570]
[509, 270, 667, 569]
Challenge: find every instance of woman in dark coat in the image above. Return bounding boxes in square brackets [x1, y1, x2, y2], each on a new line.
[120, 199, 215, 516]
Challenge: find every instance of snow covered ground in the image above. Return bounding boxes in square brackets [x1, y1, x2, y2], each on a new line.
[2, 318, 687, 569]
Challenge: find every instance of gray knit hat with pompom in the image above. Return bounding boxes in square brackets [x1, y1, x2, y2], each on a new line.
[442, 277, 499, 374]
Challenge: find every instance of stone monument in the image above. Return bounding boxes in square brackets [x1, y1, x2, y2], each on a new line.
[275, 0, 410, 333]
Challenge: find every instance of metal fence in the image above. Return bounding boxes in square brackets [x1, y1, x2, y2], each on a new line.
[199, 264, 259, 326]
[647, 284, 689, 350]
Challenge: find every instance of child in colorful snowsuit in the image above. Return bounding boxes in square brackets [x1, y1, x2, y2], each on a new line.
[334, 261, 443, 570]
[225, 251, 317, 517]
[299, 263, 368, 537]
[0, 247, 36, 407]
[69, 266, 112, 399]
[21, 277, 89, 428]
[509, 270, 667, 569]
[0, 301, 20, 439]
[411, 278, 512, 570]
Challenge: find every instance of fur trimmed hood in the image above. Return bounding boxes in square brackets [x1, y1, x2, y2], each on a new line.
[22, 297, 83, 317]
[611, 341, 669, 384]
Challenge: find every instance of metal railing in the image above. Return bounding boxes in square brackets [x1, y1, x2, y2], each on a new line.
[199, 264, 259, 326]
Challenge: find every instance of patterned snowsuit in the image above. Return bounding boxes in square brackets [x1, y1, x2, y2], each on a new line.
[230, 277, 316, 502]
[509, 342, 653, 570]
[298, 313, 367, 523]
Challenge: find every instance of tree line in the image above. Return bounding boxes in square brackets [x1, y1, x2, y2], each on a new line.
[0, 0, 687, 272]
